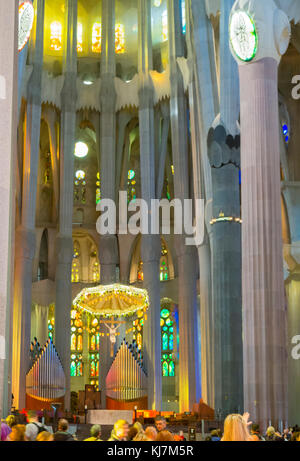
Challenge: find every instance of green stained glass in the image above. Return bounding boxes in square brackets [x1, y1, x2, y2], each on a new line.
[169, 361, 175, 377]
[162, 332, 168, 351]
[161, 309, 170, 319]
[169, 327, 173, 333]
[169, 334, 174, 350]
[163, 326, 168, 332]
[163, 354, 168, 360]
[77, 361, 83, 376]
[166, 318, 173, 326]
[70, 361, 76, 377]
[163, 361, 169, 377]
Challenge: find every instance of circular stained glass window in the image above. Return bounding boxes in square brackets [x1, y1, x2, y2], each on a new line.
[161, 308, 170, 319]
[18, 1, 34, 52]
[230, 11, 258, 62]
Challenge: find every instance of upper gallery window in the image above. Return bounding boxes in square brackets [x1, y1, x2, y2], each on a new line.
[115, 23, 125, 54]
[77, 22, 83, 52]
[50, 21, 62, 51]
[162, 10, 168, 41]
[92, 22, 102, 53]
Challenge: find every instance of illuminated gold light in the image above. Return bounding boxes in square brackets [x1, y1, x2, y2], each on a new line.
[50, 21, 62, 51]
[92, 22, 102, 53]
[115, 23, 125, 54]
[77, 22, 83, 52]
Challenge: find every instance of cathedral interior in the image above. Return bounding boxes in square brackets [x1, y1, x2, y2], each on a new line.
[1, 0, 300, 431]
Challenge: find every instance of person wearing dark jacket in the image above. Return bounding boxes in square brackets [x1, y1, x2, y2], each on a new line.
[53, 419, 75, 441]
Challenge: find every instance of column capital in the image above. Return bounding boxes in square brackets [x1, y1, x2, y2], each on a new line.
[229, 0, 290, 65]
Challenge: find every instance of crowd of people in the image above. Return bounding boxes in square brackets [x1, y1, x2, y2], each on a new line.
[1, 410, 300, 442]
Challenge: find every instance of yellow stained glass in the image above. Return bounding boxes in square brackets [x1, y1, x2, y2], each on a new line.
[50, 21, 62, 51]
[77, 23, 83, 52]
[92, 22, 101, 53]
[115, 23, 125, 54]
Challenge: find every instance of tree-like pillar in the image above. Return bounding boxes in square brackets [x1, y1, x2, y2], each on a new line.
[167, 0, 201, 412]
[12, 0, 45, 409]
[230, 0, 290, 427]
[208, 126, 243, 416]
[0, 0, 18, 419]
[138, 0, 162, 410]
[55, 0, 77, 410]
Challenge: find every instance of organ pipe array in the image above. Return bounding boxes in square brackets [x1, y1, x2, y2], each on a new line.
[106, 340, 147, 401]
[26, 339, 66, 401]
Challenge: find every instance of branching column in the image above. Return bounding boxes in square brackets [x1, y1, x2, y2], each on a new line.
[138, 0, 162, 410]
[55, 0, 77, 410]
[12, 0, 45, 409]
[167, 0, 201, 411]
[0, 0, 18, 419]
[230, 0, 290, 427]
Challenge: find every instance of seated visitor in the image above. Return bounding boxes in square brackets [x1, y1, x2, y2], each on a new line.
[36, 431, 54, 442]
[154, 416, 167, 433]
[221, 413, 253, 442]
[84, 424, 102, 441]
[144, 426, 157, 441]
[8, 424, 27, 441]
[156, 430, 174, 441]
[25, 410, 46, 441]
[108, 420, 129, 441]
[53, 419, 75, 441]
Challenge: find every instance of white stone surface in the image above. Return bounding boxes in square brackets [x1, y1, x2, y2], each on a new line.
[87, 410, 133, 425]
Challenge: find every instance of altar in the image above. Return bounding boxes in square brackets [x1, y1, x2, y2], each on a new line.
[87, 409, 133, 425]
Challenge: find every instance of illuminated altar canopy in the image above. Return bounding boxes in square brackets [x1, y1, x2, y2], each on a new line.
[50, 21, 62, 51]
[73, 284, 149, 317]
[18, 1, 34, 52]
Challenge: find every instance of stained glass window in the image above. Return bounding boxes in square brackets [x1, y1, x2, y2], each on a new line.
[89, 316, 100, 387]
[127, 170, 136, 203]
[70, 308, 83, 377]
[92, 22, 102, 53]
[96, 172, 101, 204]
[48, 305, 55, 340]
[50, 21, 62, 51]
[181, 0, 186, 34]
[160, 307, 175, 377]
[115, 23, 125, 54]
[137, 261, 144, 282]
[71, 245, 81, 283]
[132, 309, 144, 351]
[74, 170, 86, 204]
[162, 10, 168, 42]
[77, 23, 83, 52]
[160, 241, 169, 281]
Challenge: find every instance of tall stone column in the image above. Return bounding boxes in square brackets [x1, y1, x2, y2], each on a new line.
[187, 0, 218, 407]
[0, 0, 18, 420]
[99, 0, 118, 285]
[55, 0, 77, 410]
[281, 182, 300, 426]
[12, 0, 45, 409]
[97, 0, 117, 408]
[167, 0, 201, 411]
[138, 0, 162, 410]
[230, 0, 290, 427]
[208, 126, 243, 416]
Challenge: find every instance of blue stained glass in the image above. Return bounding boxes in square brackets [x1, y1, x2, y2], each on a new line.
[169, 334, 174, 351]
[169, 327, 173, 333]
[163, 361, 169, 377]
[169, 361, 175, 377]
[163, 326, 168, 331]
[162, 333, 168, 351]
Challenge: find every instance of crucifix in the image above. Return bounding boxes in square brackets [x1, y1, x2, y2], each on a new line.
[99, 317, 126, 357]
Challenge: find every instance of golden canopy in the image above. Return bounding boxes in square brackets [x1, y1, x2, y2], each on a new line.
[73, 284, 149, 317]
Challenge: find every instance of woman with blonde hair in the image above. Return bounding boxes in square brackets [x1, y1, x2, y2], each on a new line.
[222, 413, 254, 442]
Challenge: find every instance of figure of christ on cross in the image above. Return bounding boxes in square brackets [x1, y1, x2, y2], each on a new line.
[99, 317, 126, 357]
